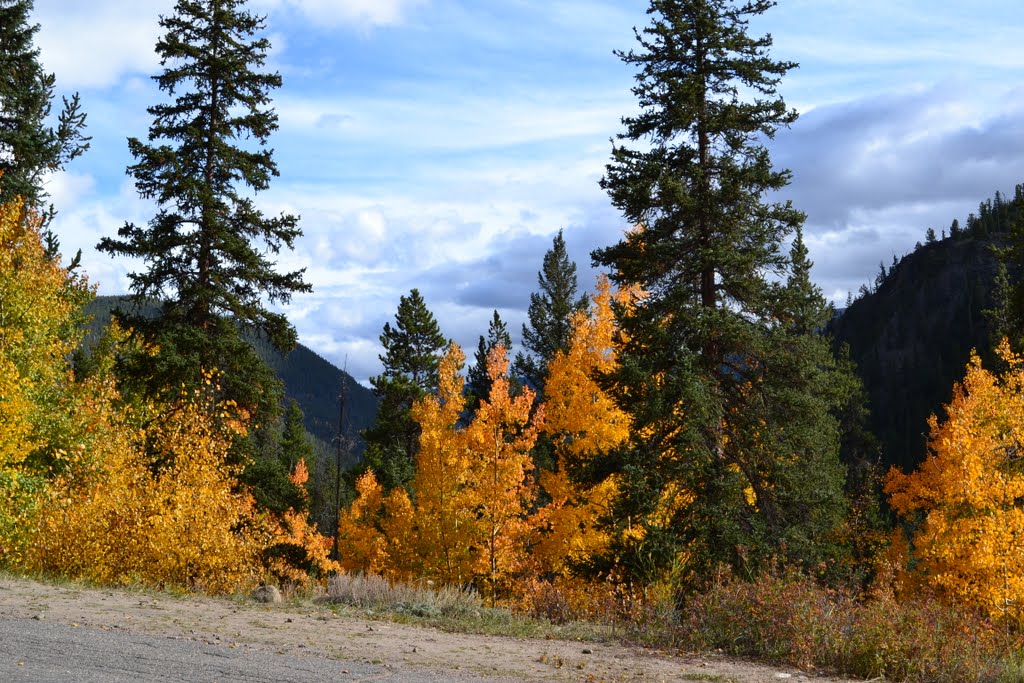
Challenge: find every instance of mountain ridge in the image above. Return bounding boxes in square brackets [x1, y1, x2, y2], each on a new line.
[80, 295, 377, 465]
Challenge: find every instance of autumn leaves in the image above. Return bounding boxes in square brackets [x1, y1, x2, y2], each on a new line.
[0, 198, 334, 592]
[334, 278, 631, 605]
[886, 341, 1024, 622]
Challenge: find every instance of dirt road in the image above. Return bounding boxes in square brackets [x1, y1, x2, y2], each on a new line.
[0, 575, 858, 682]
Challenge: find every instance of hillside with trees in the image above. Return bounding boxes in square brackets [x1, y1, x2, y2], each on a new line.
[831, 185, 1024, 473]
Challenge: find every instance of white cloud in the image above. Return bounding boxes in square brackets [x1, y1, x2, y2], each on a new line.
[254, 0, 428, 29]
[31, 1, 172, 90]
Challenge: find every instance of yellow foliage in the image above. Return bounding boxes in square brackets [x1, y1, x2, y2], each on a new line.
[336, 470, 390, 575]
[543, 276, 633, 458]
[532, 276, 635, 576]
[23, 381, 270, 593]
[266, 459, 340, 585]
[408, 343, 475, 584]
[0, 194, 328, 591]
[464, 344, 541, 603]
[0, 195, 92, 562]
[885, 340, 1024, 622]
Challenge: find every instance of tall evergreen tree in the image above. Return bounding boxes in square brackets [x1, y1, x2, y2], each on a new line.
[514, 230, 588, 393]
[0, 0, 89, 256]
[362, 288, 447, 491]
[467, 310, 513, 408]
[591, 0, 847, 588]
[96, 0, 309, 422]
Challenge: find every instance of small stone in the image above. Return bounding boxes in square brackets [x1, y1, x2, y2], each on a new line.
[774, 674, 792, 680]
[582, 648, 593, 654]
[252, 585, 282, 604]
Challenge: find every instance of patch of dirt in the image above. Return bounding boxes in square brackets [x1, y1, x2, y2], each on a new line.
[0, 575, 859, 682]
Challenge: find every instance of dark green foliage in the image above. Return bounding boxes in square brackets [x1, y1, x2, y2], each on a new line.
[590, 0, 848, 588]
[91, 0, 309, 520]
[362, 288, 447, 491]
[964, 185, 1024, 239]
[241, 399, 314, 515]
[925, 227, 936, 243]
[280, 399, 314, 472]
[96, 0, 309, 427]
[467, 309, 513, 409]
[0, 0, 89, 258]
[830, 235, 1004, 473]
[514, 230, 588, 393]
[949, 218, 962, 239]
[986, 259, 1013, 357]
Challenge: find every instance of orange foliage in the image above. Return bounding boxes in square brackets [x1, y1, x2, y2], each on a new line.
[408, 343, 475, 584]
[532, 276, 634, 577]
[336, 470, 390, 575]
[464, 344, 541, 603]
[885, 340, 1024, 622]
[336, 342, 543, 602]
[335, 470, 418, 580]
[267, 459, 340, 585]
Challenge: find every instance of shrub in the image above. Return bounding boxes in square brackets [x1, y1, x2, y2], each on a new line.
[682, 567, 1015, 683]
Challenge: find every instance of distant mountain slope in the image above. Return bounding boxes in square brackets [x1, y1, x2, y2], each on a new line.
[82, 296, 376, 462]
[829, 235, 1003, 473]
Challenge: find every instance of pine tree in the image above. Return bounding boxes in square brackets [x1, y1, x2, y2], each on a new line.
[280, 399, 314, 472]
[96, 0, 308, 423]
[950, 218, 962, 239]
[0, 0, 89, 256]
[467, 310, 513, 408]
[362, 288, 447, 491]
[591, 0, 846, 588]
[513, 230, 588, 393]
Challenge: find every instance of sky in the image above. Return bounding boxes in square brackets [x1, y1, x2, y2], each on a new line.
[28, 0, 1024, 384]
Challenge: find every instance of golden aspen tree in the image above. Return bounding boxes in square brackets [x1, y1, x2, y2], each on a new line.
[464, 345, 541, 603]
[885, 341, 1024, 622]
[336, 470, 390, 575]
[268, 459, 340, 584]
[532, 276, 633, 577]
[26, 379, 271, 593]
[0, 194, 91, 561]
[335, 469, 417, 580]
[408, 343, 476, 584]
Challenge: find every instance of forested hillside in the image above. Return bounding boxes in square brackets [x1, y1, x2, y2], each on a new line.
[831, 185, 1024, 472]
[82, 296, 377, 460]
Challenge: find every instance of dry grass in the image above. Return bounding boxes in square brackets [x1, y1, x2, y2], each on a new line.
[680, 568, 1024, 683]
[322, 572, 482, 619]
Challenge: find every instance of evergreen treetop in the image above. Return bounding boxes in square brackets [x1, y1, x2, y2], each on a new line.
[468, 309, 514, 407]
[96, 0, 309, 419]
[0, 0, 89, 253]
[362, 288, 448, 491]
[514, 230, 588, 392]
[590, 0, 847, 587]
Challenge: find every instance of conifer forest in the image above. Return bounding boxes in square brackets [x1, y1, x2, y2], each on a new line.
[4, 1, 1024, 680]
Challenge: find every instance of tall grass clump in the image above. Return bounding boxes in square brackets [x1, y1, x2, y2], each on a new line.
[324, 572, 482, 619]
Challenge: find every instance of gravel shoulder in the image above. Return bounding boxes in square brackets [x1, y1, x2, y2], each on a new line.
[0, 574, 861, 683]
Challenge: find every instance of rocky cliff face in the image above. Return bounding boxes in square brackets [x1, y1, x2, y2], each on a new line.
[829, 236, 1002, 471]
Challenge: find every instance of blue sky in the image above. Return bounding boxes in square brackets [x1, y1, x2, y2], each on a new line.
[30, 0, 1024, 383]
